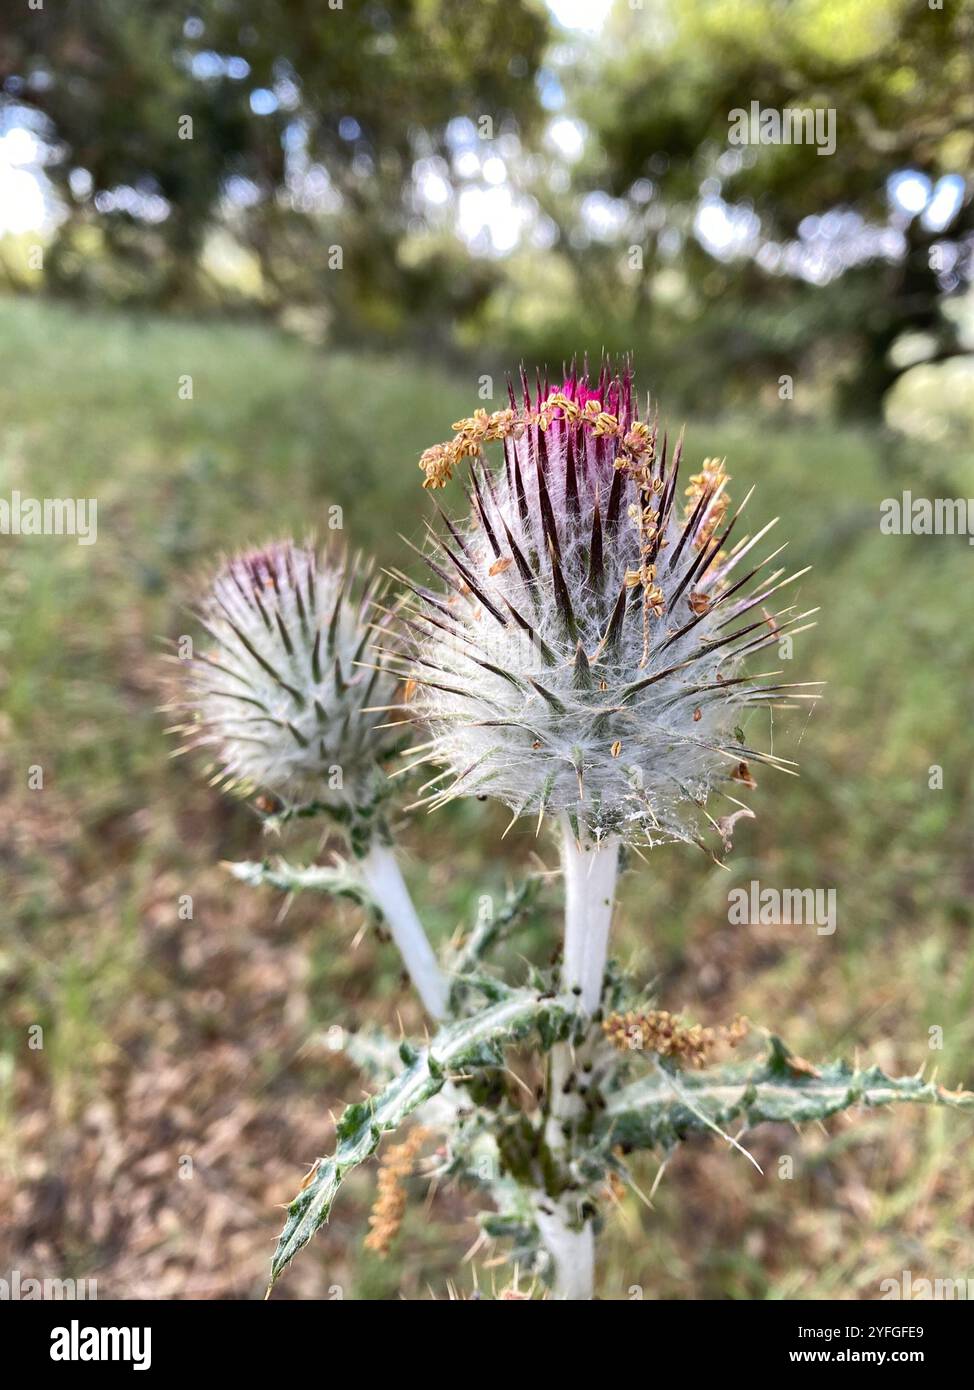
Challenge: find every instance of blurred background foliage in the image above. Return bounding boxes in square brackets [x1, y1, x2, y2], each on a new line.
[2, 0, 973, 413]
[0, 0, 973, 1300]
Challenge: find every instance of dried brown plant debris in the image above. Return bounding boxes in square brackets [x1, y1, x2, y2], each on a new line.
[363, 1126, 430, 1256]
[602, 1009, 749, 1067]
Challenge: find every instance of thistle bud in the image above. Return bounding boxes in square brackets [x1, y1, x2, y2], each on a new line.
[178, 541, 401, 836]
[402, 364, 818, 850]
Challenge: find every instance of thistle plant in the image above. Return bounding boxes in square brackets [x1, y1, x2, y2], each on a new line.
[175, 365, 970, 1301]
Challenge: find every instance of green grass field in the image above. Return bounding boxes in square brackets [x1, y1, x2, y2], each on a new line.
[1, 296, 972, 1298]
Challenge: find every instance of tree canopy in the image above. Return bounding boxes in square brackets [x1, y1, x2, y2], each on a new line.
[1, 0, 971, 412]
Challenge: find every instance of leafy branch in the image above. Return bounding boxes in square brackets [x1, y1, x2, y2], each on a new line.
[600, 1036, 973, 1153]
[225, 856, 380, 917]
[268, 988, 579, 1290]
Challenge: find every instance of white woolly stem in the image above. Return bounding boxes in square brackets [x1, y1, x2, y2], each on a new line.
[534, 1194, 595, 1301]
[559, 814, 620, 1015]
[539, 817, 620, 1300]
[354, 842, 448, 1020]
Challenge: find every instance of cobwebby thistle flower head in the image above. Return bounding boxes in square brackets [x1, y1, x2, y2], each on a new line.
[177, 540, 403, 841]
[400, 362, 818, 852]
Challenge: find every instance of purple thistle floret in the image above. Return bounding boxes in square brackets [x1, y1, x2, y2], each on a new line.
[397, 361, 820, 851]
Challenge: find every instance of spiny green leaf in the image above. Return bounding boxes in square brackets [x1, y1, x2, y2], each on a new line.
[599, 1036, 973, 1152]
[268, 989, 578, 1290]
[447, 878, 542, 999]
[224, 856, 379, 916]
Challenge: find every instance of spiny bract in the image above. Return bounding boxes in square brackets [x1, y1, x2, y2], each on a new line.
[179, 540, 401, 818]
[397, 363, 818, 850]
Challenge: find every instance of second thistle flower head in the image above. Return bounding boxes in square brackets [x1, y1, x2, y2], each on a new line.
[178, 540, 402, 835]
[400, 363, 818, 851]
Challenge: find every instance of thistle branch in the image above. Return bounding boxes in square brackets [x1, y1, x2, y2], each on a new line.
[541, 815, 621, 1299]
[353, 840, 448, 1020]
[225, 847, 448, 1020]
[559, 814, 620, 1014]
